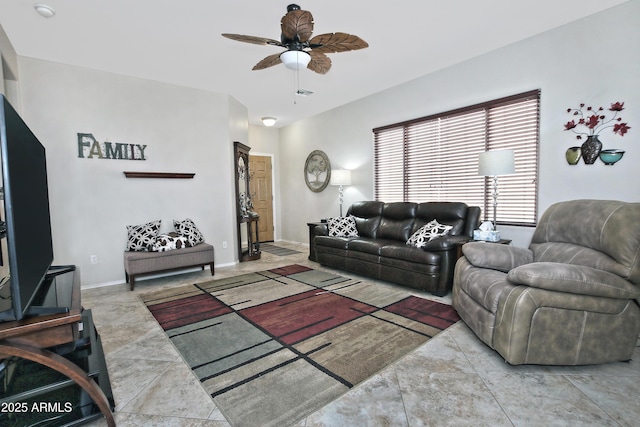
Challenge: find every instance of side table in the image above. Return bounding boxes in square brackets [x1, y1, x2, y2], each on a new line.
[456, 239, 512, 259]
[307, 222, 324, 261]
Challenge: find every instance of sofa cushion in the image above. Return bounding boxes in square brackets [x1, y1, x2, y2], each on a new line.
[530, 242, 629, 279]
[328, 216, 358, 237]
[348, 238, 391, 255]
[380, 244, 441, 265]
[507, 262, 640, 300]
[531, 200, 640, 285]
[124, 242, 214, 276]
[377, 202, 417, 241]
[414, 202, 469, 235]
[126, 220, 161, 251]
[406, 220, 453, 248]
[314, 235, 353, 250]
[346, 201, 384, 238]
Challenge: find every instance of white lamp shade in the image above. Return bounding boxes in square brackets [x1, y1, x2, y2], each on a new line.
[280, 50, 311, 71]
[330, 169, 352, 186]
[478, 150, 515, 176]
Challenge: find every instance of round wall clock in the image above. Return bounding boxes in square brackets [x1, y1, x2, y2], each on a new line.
[304, 150, 331, 192]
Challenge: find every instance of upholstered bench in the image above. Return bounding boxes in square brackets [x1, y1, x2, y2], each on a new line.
[123, 243, 214, 290]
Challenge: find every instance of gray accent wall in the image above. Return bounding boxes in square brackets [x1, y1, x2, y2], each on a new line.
[276, 1, 639, 247]
[18, 58, 246, 286]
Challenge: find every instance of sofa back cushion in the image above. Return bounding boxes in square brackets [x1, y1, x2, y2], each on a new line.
[531, 199, 640, 286]
[377, 202, 418, 241]
[346, 201, 384, 238]
[413, 202, 472, 236]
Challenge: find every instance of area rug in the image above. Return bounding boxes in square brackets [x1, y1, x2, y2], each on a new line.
[259, 243, 302, 256]
[141, 265, 459, 427]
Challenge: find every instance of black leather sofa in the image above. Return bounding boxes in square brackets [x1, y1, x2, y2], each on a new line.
[313, 201, 480, 296]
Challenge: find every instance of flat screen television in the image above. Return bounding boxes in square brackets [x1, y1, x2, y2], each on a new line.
[0, 94, 54, 321]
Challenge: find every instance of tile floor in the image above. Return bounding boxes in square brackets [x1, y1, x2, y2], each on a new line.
[83, 242, 640, 427]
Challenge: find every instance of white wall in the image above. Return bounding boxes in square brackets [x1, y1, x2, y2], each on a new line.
[278, 1, 640, 247]
[0, 23, 19, 106]
[18, 58, 247, 286]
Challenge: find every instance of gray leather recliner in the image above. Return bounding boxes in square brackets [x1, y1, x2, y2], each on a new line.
[453, 199, 640, 365]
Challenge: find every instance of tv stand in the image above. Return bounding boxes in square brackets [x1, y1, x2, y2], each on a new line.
[0, 266, 115, 426]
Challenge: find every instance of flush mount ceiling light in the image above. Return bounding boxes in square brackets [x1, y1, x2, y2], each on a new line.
[261, 117, 277, 127]
[279, 50, 311, 71]
[34, 4, 55, 18]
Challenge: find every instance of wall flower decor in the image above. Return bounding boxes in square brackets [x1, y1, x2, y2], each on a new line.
[563, 102, 631, 165]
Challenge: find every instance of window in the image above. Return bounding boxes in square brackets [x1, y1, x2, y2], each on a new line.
[373, 90, 540, 226]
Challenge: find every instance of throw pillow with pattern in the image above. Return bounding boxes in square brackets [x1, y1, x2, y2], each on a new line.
[328, 216, 358, 237]
[173, 218, 205, 247]
[406, 220, 453, 248]
[126, 220, 161, 251]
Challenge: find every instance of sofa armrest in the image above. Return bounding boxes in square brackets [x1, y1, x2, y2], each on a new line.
[508, 262, 640, 300]
[419, 235, 469, 251]
[462, 241, 533, 273]
[313, 223, 329, 236]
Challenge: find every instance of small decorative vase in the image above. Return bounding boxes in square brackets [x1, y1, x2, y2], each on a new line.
[580, 135, 602, 165]
[565, 147, 582, 165]
[599, 149, 625, 165]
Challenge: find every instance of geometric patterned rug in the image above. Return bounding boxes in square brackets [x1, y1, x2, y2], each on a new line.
[141, 264, 459, 427]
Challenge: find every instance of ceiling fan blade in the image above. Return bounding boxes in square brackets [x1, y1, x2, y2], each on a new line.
[281, 10, 314, 42]
[309, 32, 369, 53]
[222, 33, 283, 47]
[252, 53, 283, 71]
[307, 50, 332, 74]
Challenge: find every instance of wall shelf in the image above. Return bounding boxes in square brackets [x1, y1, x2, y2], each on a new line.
[123, 172, 195, 179]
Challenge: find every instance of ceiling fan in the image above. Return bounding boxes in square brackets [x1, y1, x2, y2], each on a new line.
[222, 4, 368, 74]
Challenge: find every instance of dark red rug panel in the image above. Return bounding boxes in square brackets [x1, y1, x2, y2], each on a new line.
[240, 290, 377, 345]
[148, 294, 232, 330]
[385, 296, 460, 330]
[268, 264, 313, 276]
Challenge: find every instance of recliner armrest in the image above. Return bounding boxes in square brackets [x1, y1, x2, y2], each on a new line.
[462, 241, 533, 273]
[508, 262, 640, 300]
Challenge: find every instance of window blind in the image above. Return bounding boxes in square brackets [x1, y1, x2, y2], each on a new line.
[373, 90, 540, 226]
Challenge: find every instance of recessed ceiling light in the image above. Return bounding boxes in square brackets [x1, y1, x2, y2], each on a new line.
[34, 4, 55, 18]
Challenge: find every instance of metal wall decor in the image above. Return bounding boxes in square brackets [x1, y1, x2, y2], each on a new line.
[304, 150, 331, 192]
[77, 133, 147, 160]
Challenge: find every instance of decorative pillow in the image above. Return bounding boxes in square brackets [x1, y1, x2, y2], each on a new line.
[406, 220, 453, 248]
[126, 220, 161, 251]
[173, 218, 204, 247]
[151, 232, 190, 252]
[328, 216, 358, 237]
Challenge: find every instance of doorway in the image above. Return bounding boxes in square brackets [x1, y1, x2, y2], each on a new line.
[249, 155, 274, 242]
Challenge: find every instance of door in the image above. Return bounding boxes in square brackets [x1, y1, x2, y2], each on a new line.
[249, 155, 274, 242]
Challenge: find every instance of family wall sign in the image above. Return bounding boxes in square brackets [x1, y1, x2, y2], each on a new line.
[77, 133, 147, 160]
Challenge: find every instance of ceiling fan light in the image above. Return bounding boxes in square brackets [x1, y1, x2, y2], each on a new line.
[261, 117, 277, 127]
[280, 50, 311, 71]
